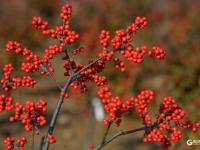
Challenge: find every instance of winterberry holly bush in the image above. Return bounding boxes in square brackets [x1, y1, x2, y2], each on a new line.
[1, 3, 199, 150]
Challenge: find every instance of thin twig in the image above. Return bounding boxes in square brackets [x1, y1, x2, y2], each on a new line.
[64, 47, 76, 73]
[94, 123, 157, 150]
[72, 58, 102, 80]
[42, 77, 72, 150]
[100, 121, 112, 144]
[31, 128, 35, 150]
[39, 136, 45, 150]
[40, 64, 62, 90]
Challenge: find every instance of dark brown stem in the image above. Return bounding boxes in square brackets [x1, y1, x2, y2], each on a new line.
[41, 46, 124, 149]
[100, 121, 112, 144]
[31, 128, 35, 150]
[94, 123, 157, 150]
[41, 58, 102, 150]
[42, 77, 72, 150]
[39, 136, 45, 150]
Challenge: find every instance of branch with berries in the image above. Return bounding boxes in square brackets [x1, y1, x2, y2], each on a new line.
[0, 3, 199, 150]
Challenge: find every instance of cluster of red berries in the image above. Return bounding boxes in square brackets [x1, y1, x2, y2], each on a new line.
[125, 16, 148, 35]
[110, 16, 147, 50]
[142, 95, 200, 149]
[134, 16, 148, 29]
[21, 50, 44, 73]
[120, 45, 147, 63]
[98, 48, 114, 61]
[97, 87, 112, 99]
[32, 16, 48, 30]
[6, 41, 23, 54]
[4, 137, 27, 150]
[98, 88, 154, 126]
[67, 59, 107, 92]
[6, 40, 58, 75]
[102, 96, 127, 127]
[159, 97, 185, 122]
[42, 22, 79, 43]
[131, 90, 154, 125]
[3, 137, 14, 150]
[72, 47, 85, 55]
[111, 29, 132, 49]
[99, 30, 111, 47]
[97, 16, 166, 73]
[148, 46, 166, 60]
[114, 58, 126, 72]
[48, 134, 56, 144]
[32, 4, 79, 44]
[60, 4, 72, 20]
[1, 64, 36, 91]
[98, 87, 200, 149]
[1, 3, 199, 150]
[62, 57, 77, 76]
[178, 120, 200, 132]
[60, 91, 69, 98]
[0, 94, 14, 113]
[87, 74, 107, 86]
[43, 44, 64, 62]
[144, 122, 184, 149]
[9, 100, 47, 132]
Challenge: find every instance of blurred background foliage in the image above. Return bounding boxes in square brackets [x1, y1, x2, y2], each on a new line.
[0, 0, 199, 149]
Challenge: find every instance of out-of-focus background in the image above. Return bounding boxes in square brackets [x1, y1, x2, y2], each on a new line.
[0, 0, 200, 149]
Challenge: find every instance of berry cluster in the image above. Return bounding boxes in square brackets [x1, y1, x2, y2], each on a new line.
[6, 41, 22, 54]
[1, 3, 199, 150]
[9, 100, 47, 132]
[32, 16, 48, 30]
[97, 17, 166, 73]
[72, 47, 85, 55]
[114, 58, 126, 72]
[99, 30, 110, 47]
[120, 45, 148, 63]
[4, 137, 27, 150]
[98, 87, 154, 126]
[68, 59, 107, 92]
[48, 134, 56, 144]
[98, 87, 200, 149]
[0, 94, 14, 112]
[98, 48, 114, 61]
[142, 96, 200, 149]
[43, 44, 64, 63]
[62, 57, 77, 76]
[148, 46, 166, 60]
[1, 64, 36, 91]
[60, 4, 72, 20]
[36, 4, 79, 44]
[6, 41, 46, 74]
[131, 90, 154, 125]
[110, 16, 147, 50]
[60, 91, 69, 98]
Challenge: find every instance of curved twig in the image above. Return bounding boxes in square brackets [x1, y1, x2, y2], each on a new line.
[94, 123, 157, 150]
